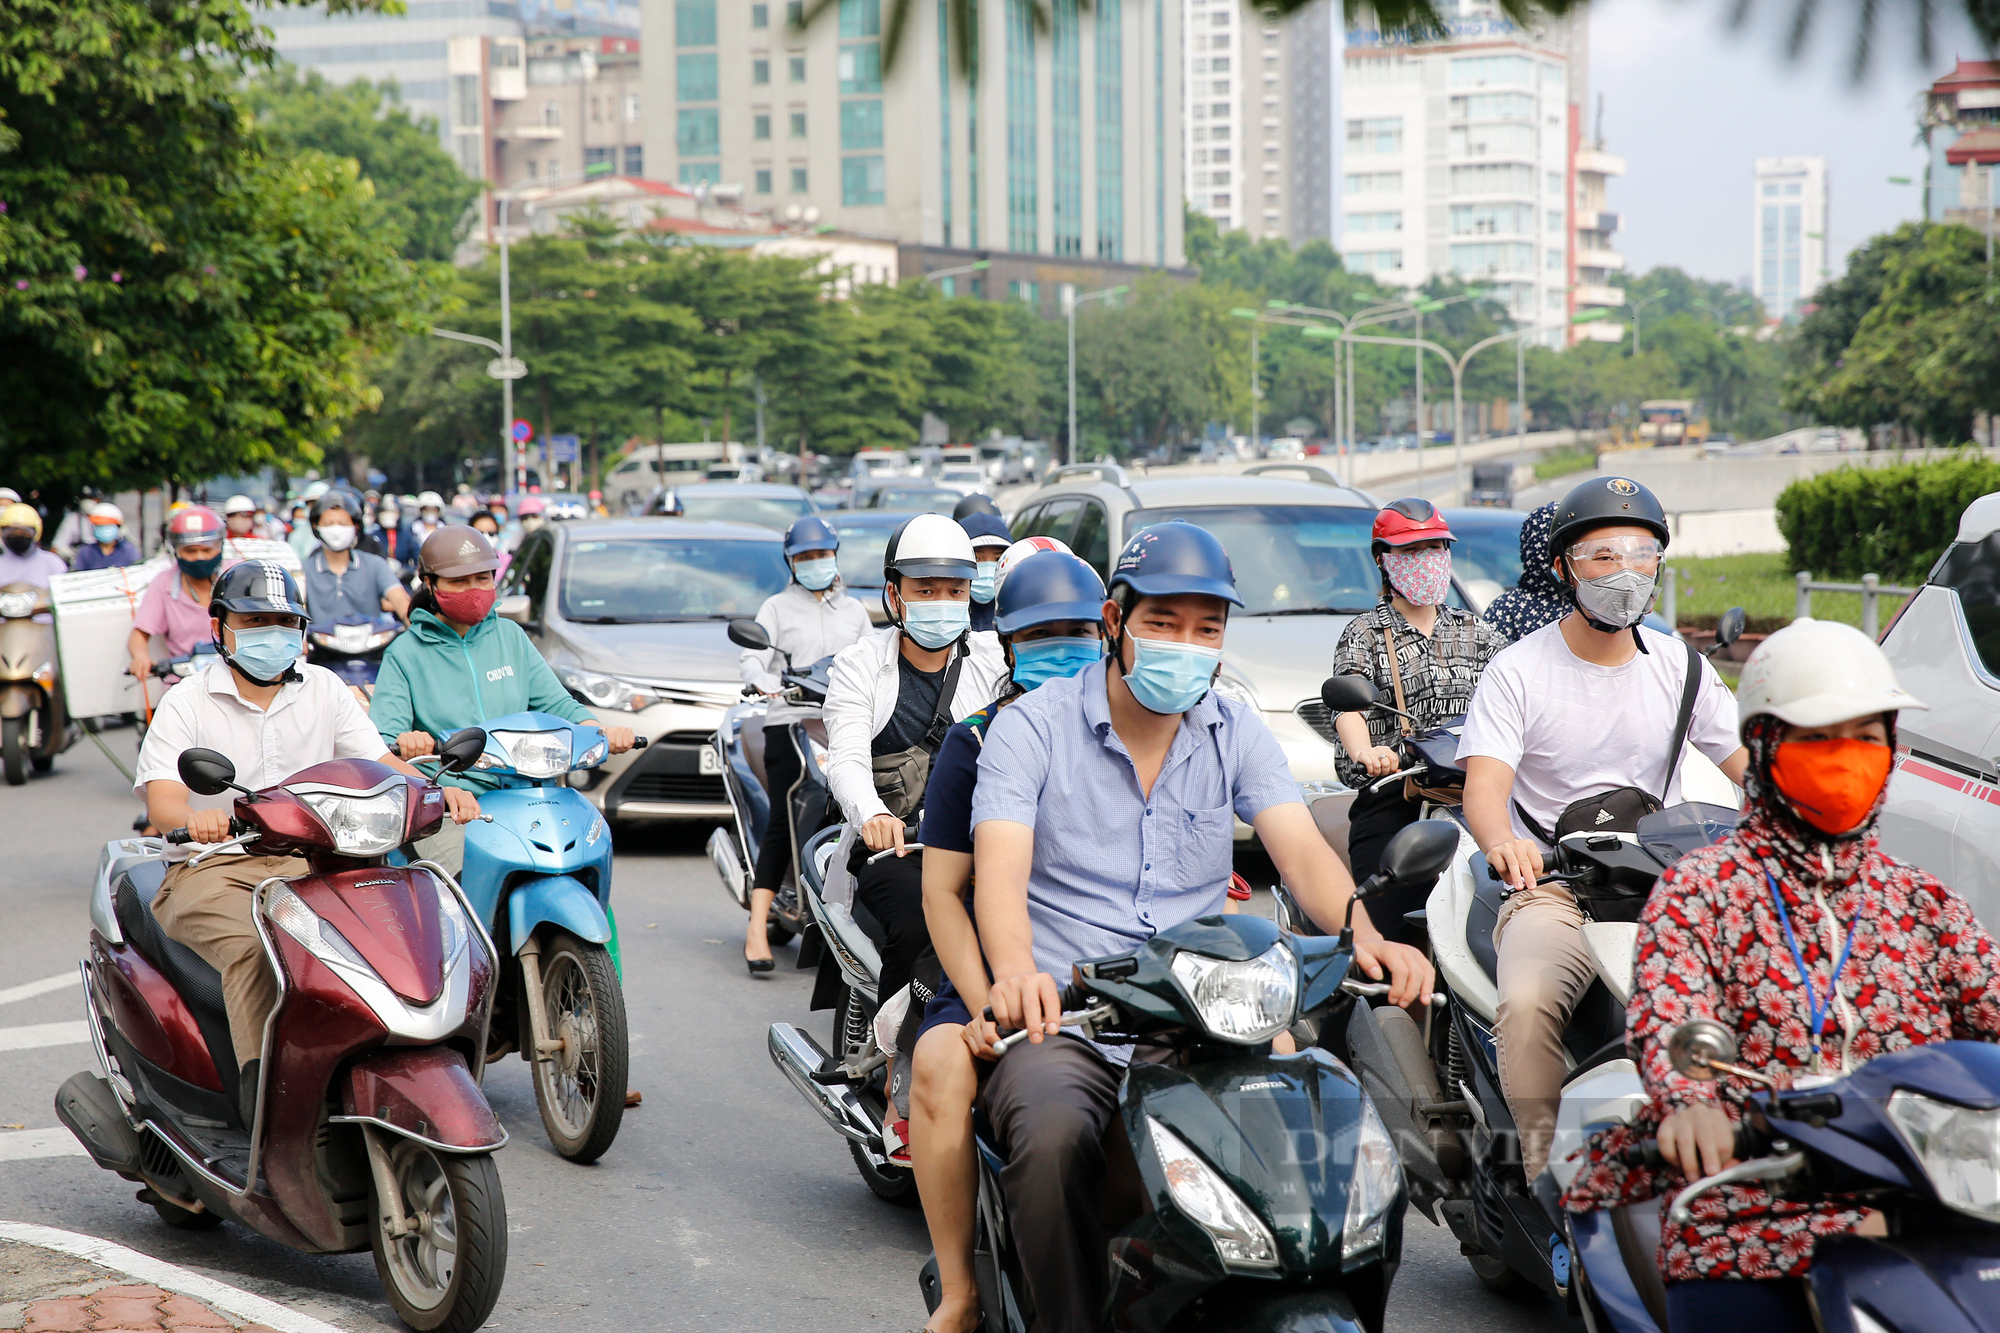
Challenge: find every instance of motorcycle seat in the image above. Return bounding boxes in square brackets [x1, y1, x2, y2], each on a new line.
[1466, 854, 1503, 984]
[112, 865, 241, 1081]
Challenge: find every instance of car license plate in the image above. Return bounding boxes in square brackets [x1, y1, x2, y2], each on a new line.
[698, 744, 722, 775]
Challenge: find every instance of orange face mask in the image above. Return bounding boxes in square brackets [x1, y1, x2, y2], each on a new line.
[1770, 738, 1893, 835]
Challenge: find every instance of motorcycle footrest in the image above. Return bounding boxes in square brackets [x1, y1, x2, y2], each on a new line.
[808, 1062, 853, 1086]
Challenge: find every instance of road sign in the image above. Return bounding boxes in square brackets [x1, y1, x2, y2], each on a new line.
[510, 419, 534, 444]
[486, 357, 528, 380]
[548, 434, 581, 464]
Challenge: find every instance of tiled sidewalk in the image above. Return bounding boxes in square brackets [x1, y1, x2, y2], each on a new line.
[0, 1242, 282, 1333]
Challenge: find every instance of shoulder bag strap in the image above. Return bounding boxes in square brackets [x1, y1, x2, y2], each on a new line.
[919, 644, 967, 752]
[1380, 621, 1414, 738]
[1659, 637, 1704, 803]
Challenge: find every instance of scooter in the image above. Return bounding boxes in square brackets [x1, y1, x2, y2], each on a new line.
[0, 582, 69, 784]
[307, 613, 405, 694]
[709, 618, 833, 948]
[57, 731, 509, 1333]
[1569, 1021, 2000, 1333]
[406, 711, 641, 1164]
[919, 820, 1463, 1333]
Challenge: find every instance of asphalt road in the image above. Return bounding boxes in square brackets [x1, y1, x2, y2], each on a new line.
[0, 734, 1571, 1332]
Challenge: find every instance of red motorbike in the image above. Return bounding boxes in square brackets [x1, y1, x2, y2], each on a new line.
[57, 730, 509, 1333]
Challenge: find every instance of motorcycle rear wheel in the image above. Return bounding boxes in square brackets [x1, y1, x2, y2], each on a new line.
[530, 931, 629, 1164]
[369, 1139, 507, 1333]
[2, 716, 27, 785]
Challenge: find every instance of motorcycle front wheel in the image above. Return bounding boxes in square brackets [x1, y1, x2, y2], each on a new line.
[530, 931, 629, 1164]
[369, 1139, 507, 1333]
[2, 715, 28, 785]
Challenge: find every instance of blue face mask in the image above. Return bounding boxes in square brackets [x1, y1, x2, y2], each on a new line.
[93, 524, 121, 543]
[226, 625, 304, 683]
[793, 556, 839, 591]
[1122, 632, 1224, 715]
[970, 561, 999, 603]
[1010, 636, 1100, 691]
[901, 598, 970, 649]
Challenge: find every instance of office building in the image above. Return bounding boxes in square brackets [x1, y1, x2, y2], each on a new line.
[1751, 156, 1828, 323]
[1182, 0, 1337, 245]
[639, 0, 1187, 289]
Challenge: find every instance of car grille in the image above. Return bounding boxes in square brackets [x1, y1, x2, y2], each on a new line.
[621, 771, 727, 803]
[1293, 699, 1340, 745]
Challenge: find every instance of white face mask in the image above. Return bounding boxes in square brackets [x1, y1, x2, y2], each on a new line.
[317, 524, 357, 552]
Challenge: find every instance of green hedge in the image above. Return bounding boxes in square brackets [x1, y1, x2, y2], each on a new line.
[1775, 454, 2000, 581]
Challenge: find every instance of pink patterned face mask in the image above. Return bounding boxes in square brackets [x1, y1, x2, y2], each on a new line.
[1381, 547, 1452, 606]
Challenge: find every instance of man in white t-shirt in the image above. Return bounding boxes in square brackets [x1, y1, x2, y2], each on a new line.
[1456, 477, 1749, 1181]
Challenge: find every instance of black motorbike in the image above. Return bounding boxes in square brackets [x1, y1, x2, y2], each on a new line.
[306, 613, 405, 693]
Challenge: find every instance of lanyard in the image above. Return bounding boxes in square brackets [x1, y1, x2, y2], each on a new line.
[1764, 872, 1858, 1072]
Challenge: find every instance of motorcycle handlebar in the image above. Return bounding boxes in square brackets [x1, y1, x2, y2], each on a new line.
[1618, 1126, 1763, 1170]
[164, 817, 248, 846]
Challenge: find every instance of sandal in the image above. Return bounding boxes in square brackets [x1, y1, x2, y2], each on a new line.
[882, 1116, 912, 1165]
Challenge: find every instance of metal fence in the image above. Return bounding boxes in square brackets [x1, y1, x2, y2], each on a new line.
[1794, 571, 1919, 639]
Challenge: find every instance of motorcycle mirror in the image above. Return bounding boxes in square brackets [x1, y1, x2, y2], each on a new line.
[177, 748, 240, 797]
[496, 594, 533, 626]
[1714, 606, 1747, 650]
[727, 618, 772, 651]
[1319, 675, 1378, 714]
[1378, 819, 1459, 889]
[1666, 1019, 1739, 1081]
[437, 727, 489, 774]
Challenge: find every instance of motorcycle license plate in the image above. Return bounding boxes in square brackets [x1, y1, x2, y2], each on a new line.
[698, 744, 722, 775]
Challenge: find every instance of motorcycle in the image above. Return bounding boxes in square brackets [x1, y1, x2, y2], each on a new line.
[915, 820, 1462, 1333]
[405, 711, 641, 1164]
[57, 730, 509, 1333]
[308, 613, 406, 694]
[0, 582, 69, 784]
[1570, 1021, 2000, 1333]
[709, 618, 834, 949]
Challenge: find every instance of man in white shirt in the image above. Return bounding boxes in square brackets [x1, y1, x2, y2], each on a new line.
[134, 562, 478, 1125]
[1457, 477, 1748, 1181]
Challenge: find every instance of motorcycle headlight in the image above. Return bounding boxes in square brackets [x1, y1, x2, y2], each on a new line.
[1170, 942, 1297, 1044]
[295, 784, 408, 856]
[557, 666, 658, 712]
[1887, 1090, 2000, 1222]
[486, 728, 572, 779]
[264, 882, 377, 975]
[1342, 1096, 1401, 1261]
[330, 624, 371, 653]
[1147, 1117, 1279, 1271]
[0, 591, 37, 618]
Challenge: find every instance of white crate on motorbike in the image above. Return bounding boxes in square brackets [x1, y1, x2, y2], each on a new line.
[49, 540, 300, 719]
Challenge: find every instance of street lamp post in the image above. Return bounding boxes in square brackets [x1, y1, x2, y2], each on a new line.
[430, 327, 526, 493]
[1063, 284, 1125, 466]
[1625, 291, 1667, 356]
[924, 259, 991, 292]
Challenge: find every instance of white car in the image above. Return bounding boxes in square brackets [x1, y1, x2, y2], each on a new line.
[935, 466, 988, 496]
[1877, 492, 2000, 929]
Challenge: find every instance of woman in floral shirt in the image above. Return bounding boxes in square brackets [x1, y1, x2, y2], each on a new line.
[1562, 618, 2000, 1331]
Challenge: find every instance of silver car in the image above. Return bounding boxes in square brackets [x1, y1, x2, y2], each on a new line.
[496, 518, 792, 823]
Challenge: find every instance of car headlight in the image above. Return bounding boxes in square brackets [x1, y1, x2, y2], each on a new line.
[264, 882, 378, 975]
[1170, 942, 1297, 1044]
[485, 728, 572, 779]
[1209, 674, 1260, 710]
[1148, 1117, 1279, 1271]
[295, 785, 408, 856]
[1342, 1096, 1401, 1261]
[0, 591, 37, 618]
[1887, 1089, 2000, 1221]
[558, 666, 658, 712]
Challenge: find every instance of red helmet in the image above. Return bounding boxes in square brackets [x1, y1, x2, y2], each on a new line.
[167, 505, 226, 549]
[1370, 498, 1455, 555]
[517, 496, 547, 516]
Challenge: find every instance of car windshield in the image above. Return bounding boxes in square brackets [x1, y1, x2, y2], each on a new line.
[1448, 516, 1526, 591]
[833, 523, 897, 588]
[874, 489, 958, 514]
[560, 537, 790, 621]
[675, 492, 812, 530]
[1126, 506, 1382, 615]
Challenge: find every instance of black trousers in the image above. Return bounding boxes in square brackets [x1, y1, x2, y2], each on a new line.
[851, 847, 928, 1009]
[751, 724, 804, 893]
[1346, 782, 1431, 947]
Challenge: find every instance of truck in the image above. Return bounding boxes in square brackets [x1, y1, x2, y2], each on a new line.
[1637, 400, 1710, 448]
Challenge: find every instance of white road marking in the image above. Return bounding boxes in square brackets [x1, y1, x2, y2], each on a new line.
[0, 1222, 346, 1333]
[0, 971, 80, 1007]
[0, 1128, 87, 1162]
[0, 1021, 88, 1053]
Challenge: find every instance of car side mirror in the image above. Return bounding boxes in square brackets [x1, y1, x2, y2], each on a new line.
[1666, 1019, 1739, 1081]
[1714, 606, 1746, 650]
[1373, 819, 1459, 893]
[497, 594, 533, 626]
[177, 748, 240, 797]
[437, 727, 488, 774]
[1319, 675, 1378, 714]
[728, 618, 772, 652]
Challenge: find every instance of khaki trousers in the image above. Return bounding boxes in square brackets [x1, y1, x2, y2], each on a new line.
[152, 854, 309, 1071]
[1492, 887, 1597, 1180]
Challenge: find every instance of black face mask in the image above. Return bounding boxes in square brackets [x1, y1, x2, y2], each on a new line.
[177, 552, 223, 581]
[2, 532, 34, 557]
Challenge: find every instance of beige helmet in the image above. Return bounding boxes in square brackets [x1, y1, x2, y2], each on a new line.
[1736, 618, 1928, 733]
[0, 502, 43, 539]
[417, 525, 500, 579]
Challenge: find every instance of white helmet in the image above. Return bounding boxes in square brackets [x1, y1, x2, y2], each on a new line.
[90, 502, 124, 525]
[1736, 618, 1928, 733]
[223, 494, 255, 515]
[996, 535, 1073, 587]
[417, 490, 445, 512]
[883, 512, 977, 582]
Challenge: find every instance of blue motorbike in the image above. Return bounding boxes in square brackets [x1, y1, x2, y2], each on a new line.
[1570, 1021, 2000, 1332]
[407, 711, 642, 1164]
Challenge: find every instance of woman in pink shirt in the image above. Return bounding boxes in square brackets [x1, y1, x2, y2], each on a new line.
[127, 506, 231, 679]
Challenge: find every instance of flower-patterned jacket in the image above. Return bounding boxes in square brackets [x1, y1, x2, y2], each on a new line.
[1560, 810, 2000, 1280]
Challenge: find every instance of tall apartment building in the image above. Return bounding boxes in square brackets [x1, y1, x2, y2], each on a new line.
[1751, 156, 1828, 323]
[1338, 6, 1622, 345]
[639, 0, 1186, 280]
[458, 32, 648, 199]
[1182, 0, 1336, 245]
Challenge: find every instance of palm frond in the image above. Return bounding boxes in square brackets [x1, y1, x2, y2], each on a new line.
[1851, 0, 1879, 78]
[1785, 0, 1817, 59]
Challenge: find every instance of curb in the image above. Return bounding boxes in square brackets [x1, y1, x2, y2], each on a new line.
[0, 1224, 344, 1333]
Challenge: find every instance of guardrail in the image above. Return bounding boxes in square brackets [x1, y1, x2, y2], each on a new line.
[1795, 571, 1919, 638]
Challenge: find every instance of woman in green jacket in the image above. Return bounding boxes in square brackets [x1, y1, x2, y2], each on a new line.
[371, 526, 635, 871]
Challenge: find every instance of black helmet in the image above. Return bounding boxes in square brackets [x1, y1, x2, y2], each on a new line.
[1548, 477, 1670, 559]
[209, 559, 308, 622]
[309, 488, 364, 526]
[952, 493, 1001, 521]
